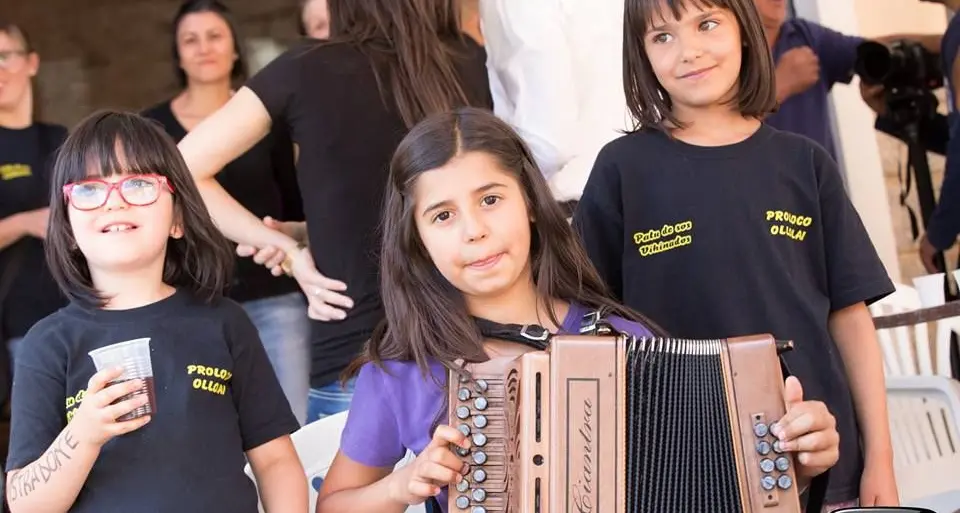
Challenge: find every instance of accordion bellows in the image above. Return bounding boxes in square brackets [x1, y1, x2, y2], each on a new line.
[448, 334, 802, 513]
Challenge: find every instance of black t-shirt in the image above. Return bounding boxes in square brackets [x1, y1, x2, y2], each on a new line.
[6, 289, 299, 512]
[573, 124, 895, 503]
[0, 123, 68, 340]
[245, 37, 493, 387]
[141, 102, 302, 304]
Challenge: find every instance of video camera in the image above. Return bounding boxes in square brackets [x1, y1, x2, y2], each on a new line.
[855, 39, 943, 127]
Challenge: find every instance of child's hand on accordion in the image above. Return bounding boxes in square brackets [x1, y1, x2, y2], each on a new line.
[388, 425, 471, 505]
[770, 376, 840, 482]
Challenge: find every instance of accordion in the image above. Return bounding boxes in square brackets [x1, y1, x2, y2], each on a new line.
[447, 333, 802, 513]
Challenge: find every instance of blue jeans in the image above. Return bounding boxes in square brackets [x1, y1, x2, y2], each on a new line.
[306, 377, 356, 422]
[242, 292, 311, 425]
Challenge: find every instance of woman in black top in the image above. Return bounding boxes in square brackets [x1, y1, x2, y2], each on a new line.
[142, 0, 311, 425]
[0, 22, 67, 387]
[178, 0, 493, 423]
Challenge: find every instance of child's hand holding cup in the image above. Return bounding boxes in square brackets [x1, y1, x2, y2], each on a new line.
[74, 338, 156, 446]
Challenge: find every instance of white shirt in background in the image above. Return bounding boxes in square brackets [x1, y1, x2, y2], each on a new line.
[479, 0, 632, 201]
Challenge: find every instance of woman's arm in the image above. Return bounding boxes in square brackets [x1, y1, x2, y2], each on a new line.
[177, 87, 300, 254]
[247, 436, 308, 513]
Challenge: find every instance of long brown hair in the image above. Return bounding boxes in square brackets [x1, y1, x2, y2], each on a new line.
[349, 107, 665, 378]
[325, 0, 473, 128]
[622, 0, 776, 131]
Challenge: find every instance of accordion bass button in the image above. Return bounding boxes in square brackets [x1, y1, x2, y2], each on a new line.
[458, 424, 472, 437]
[472, 507, 487, 513]
[457, 446, 471, 457]
[773, 440, 785, 454]
[760, 458, 775, 473]
[761, 475, 777, 491]
[777, 474, 793, 490]
[456, 496, 470, 509]
[756, 440, 772, 455]
[473, 451, 488, 465]
[456, 406, 471, 420]
[476, 379, 488, 392]
[473, 468, 487, 483]
[458, 388, 471, 401]
[457, 479, 470, 493]
[474, 397, 488, 411]
[474, 415, 488, 428]
[472, 433, 487, 447]
[472, 488, 487, 502]
[775, 456, 790, 472]
[753, 422, 769, 438]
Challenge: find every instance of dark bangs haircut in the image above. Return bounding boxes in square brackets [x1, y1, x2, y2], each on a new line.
[0, 21, 33, 53]
[171, 0, 248, 88]
[325, 0, 474, 129]
[349, 107, 665, 378]
[46, 110, 235, 308]
[623, 0, 776, 131]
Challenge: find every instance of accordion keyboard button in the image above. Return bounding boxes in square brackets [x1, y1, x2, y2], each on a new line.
[474, 397, 488, 411]
[457, 446, 471, 457]
[777, 474, 793, 490]
[756, 440, 772, 455]
[753, 422, 769, 438]
[472, 488, 487, 502]
[458, 424, 471, 437]
[458, 388, 471, 401]
[473, 451, 488, 465]
[457, 479, 470, 493]
[456, 495, 470, 509]
[775, 456, 790, 472]
[761, 475, 777, 490]
[472, 433, 487, 447]
[773, 440, 785, 454]
[472, 507, 487, 513]
[473, 468, 487, 483]
[456, 406, 471, 420]
[476, 379, 488, 392]
[760, 458, 775, 473]
[474, 415, 488, 428]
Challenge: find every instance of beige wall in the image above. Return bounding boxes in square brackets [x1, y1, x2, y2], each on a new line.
[854, 0, 947, 36]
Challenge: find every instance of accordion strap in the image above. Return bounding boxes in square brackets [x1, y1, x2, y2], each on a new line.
[473, 309, 612, 350]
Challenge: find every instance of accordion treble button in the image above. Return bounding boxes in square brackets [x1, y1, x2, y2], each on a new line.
[760, 458, 775, 473]
[456, 496, 470, 509]
[458, 388, 471, 401]
[474, 415, 488, 428]
[474, 397, 488, 411]
[473, 468, 487, 482]
[473, 451, 488, 465]
[456, 406, 471, 420]
[761, 475, 776, 491]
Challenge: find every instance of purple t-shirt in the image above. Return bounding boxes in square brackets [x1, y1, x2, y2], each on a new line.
[765, 18, 864, 160]
[339, 303, 654, 511]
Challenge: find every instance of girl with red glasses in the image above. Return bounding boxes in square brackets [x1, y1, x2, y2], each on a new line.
[4, 110, 307, 512]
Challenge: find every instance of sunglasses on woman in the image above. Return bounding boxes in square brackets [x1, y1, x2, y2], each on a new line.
[62, 174, 174, 211]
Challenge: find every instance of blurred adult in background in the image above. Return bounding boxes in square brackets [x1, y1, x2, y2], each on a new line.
[142, 0, 310, 425]
[755, 0, 940, 160]
[0, 22, 67, 410]
[300, 0, 330, 40]
[178, 0, 493, 422]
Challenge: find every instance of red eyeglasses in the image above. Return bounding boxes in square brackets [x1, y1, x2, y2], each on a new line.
[62, 174, 174, 211]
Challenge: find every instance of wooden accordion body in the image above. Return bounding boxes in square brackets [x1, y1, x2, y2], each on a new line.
[447, 334, 801, 513]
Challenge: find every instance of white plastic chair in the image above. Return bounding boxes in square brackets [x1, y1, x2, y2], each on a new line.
[870, 281, 956, 377]
[886, 376, 960, 512]
[244, 412, 424, 513]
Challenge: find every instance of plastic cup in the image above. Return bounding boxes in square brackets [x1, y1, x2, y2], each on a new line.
[88, 338, 156, 421]
[912, 273, 946, 308]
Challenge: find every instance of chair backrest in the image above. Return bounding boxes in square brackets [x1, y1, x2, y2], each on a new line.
[245, 412, 424, 512]
[869, 283, 959, 377]
[886, 376, 960, 505]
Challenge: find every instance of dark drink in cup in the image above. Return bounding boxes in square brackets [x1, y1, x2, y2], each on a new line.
[88, 338, 157, 421]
